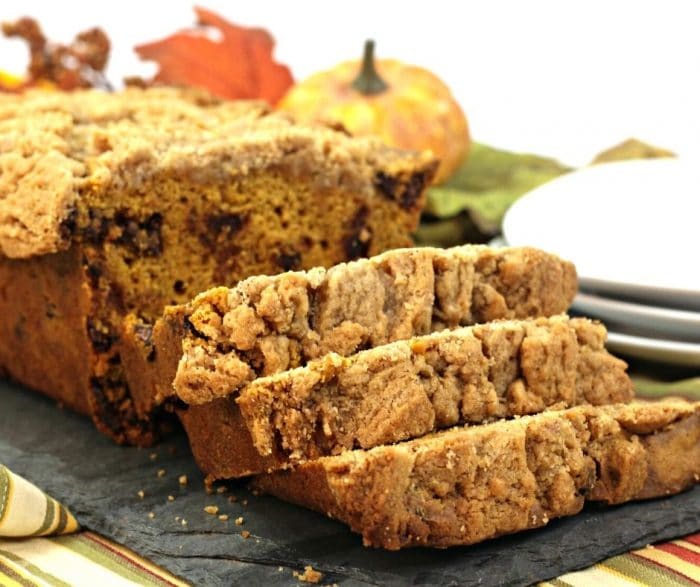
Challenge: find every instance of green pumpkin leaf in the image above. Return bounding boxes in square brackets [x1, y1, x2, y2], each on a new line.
[421, 143, 571, 243]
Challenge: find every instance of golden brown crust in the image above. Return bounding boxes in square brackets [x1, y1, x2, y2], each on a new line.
[151, 245, 576, 410]
[237, 316, 632, 465]
[252, 401, 700, 549]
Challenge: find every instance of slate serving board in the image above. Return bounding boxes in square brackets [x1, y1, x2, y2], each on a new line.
[1, 380, 698, 587]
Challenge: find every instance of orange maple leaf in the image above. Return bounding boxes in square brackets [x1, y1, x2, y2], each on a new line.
[134, 7, 293, 105]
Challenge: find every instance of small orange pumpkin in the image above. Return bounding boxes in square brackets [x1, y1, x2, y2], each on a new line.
[278, 41, 470, 184]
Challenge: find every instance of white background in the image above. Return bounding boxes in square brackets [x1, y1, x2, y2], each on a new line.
[2, 0, 699, 167]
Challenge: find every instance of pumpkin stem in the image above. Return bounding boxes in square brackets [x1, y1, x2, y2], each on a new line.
[351, 40, 388, 95]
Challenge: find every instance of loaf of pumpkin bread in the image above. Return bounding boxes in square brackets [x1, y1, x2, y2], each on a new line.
[122, 245, 577, 419]
[253, 400, 700, 549]
[0, 87, 437, 444]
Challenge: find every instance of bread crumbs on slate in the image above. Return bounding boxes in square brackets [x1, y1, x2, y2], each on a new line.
[293, 565, 323, 583]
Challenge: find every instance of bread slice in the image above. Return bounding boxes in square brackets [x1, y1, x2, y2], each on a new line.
[123, 245, 577, 418]
[179, 315, 630, 479]
[237, 315, 632, 465]
[252, 400, 700, 549]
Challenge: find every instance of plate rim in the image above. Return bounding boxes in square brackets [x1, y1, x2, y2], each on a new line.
[573, 291, 700, 324]
[578, 276, 700, 311]
[606, 330, 700, 367]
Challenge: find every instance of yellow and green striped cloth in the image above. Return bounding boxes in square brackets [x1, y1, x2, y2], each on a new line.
[1, 464, 698, 586]
[0, 465, 78, 538]
[0, 532, 187, 587]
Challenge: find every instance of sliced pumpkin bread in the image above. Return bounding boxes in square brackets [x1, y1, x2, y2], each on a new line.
[252, 400, 700, 549]
[182, 315, 631, 479]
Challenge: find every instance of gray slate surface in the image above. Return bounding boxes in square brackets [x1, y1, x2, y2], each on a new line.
[1, 380, 698, 586]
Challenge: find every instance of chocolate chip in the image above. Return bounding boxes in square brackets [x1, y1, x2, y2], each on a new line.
[115, 211, 163, 257]
[90, 377, 122, 433]
[374, 171, 399, 202]
[400, 171, 428, 210]
[87, 319, 117, 353]
[343, 235, 368, 260]
[173, 280, 186, 295]
[83, 209, 110, 245]
[59, 207, 77, 241]
[206, 213, 246, 236]
[84, 262, 102, 287]
[198, 213, 248, 255]
[374, 170, 428, 210]
[45, 303, 57, 319]
[275, 251, 301, 271]
[342, 206, 372, 260]
[183, 315, 209, 341]
[350, 206, 370, 229]
[90, 375, 154, 441]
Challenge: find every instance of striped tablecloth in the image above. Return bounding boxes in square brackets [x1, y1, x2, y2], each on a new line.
[1, 463, 699, 586]
[1, 529, 698, 586]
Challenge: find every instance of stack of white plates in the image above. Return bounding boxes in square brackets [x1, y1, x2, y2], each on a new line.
[501, 158, 700, 367]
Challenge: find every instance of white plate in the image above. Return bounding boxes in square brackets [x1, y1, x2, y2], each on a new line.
[572, 292, 700, 342]
[606, 331, 700, 367]
[502, 158, 700, 310]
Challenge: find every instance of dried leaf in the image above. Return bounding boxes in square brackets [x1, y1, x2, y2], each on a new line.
[417, 143, 571, 246]
[591, 138, 676, 164]
[1, 17, 111, 92]
[134, 7, 293, 104]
